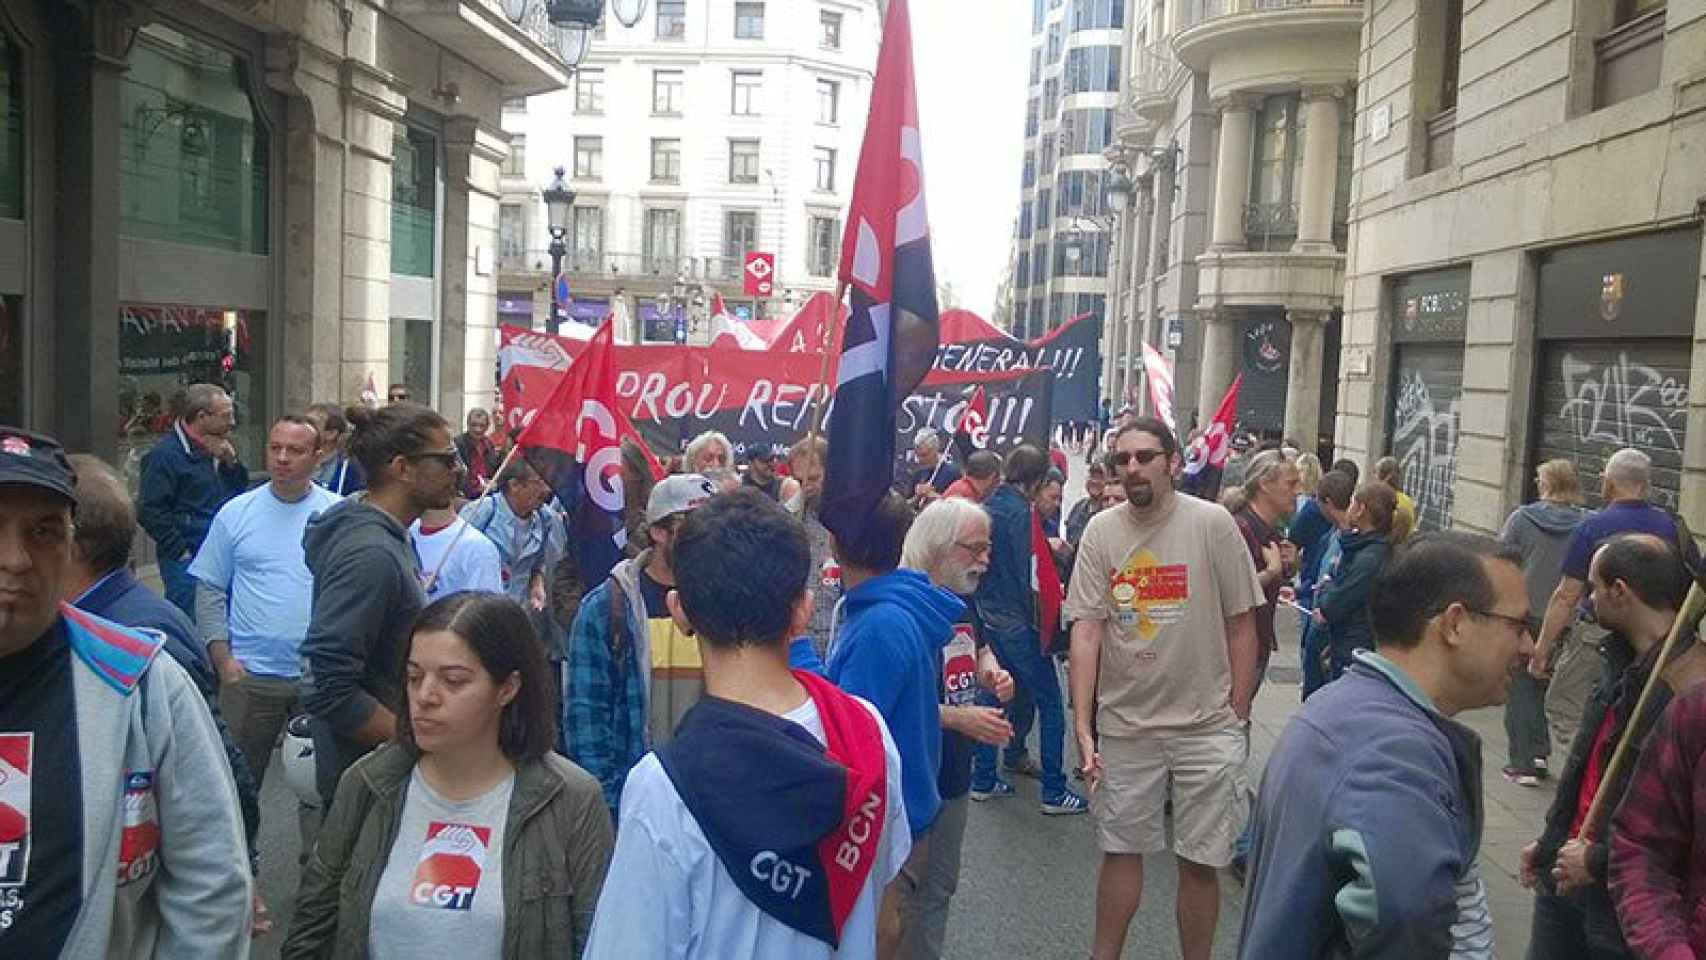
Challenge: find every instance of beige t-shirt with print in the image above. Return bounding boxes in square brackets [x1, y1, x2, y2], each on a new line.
[1064, 492, 1264, 738]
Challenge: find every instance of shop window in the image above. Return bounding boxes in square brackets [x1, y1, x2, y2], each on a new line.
[120, 24, 270, 254]
[117, 305, 268, 484]
[389, 316, 433, 406]
[0, 295, 18, 424]
[1, 38, 21, 220]
[391, 127, 437, 278]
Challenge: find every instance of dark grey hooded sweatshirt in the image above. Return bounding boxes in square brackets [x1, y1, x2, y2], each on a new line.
[1498, 500, 1591, 617]
[298, 495, 425, 804]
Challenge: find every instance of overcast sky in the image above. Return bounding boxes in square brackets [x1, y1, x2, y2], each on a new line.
[910, 1, 1029, 319]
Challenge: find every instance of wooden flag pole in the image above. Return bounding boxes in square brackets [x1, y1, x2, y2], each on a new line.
[805, 282, 847, 442]
[1577, 576, 1706, 839]
[421, 439, 525, 595]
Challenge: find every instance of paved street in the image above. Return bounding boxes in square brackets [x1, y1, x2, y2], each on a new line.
[242, 468, 1549, 958]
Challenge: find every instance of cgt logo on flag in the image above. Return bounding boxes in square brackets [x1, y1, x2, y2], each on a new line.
[118, 770, 160, 887]
[0, 734, 31, 887]
[411, 822, 492, 911]
[744, 252, 776, 297]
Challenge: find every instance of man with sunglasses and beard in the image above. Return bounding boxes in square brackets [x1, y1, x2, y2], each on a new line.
[1066, 417, 1264, 960]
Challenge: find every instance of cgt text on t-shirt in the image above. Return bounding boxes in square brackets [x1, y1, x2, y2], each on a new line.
[1063, 494, 1263, 738]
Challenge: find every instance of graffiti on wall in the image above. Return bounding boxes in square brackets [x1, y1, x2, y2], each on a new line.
[1558, 352, 1689, 454]
[1392, 370, 1460, 532]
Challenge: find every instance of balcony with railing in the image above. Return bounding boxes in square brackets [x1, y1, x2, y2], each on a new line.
[1131, 42, 1181, 122]
[391, 0, 576, 96]
[1171, 0, 1363, 78]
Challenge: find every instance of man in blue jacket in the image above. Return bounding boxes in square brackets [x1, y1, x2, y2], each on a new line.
[1240, 532, 1533, 959]
[137, 383, 249, 620]
[826, 492, 964, 959]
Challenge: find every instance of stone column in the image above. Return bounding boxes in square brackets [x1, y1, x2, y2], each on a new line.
[1209, 95, 1258, 252]
[52, 2, 138, 459]
[1284, 310, 1327, 446]
[441, 116, 509, 429]
[339, 60, 407, 404]
[1196, 309, 1241, 416]
[1293, 87, 1344, 254]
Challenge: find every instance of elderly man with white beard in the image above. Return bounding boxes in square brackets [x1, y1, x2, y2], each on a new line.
[895, 497, 1017, 960]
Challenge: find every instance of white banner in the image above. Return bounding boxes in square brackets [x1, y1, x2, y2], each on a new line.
[1141, 342, 1176, 433]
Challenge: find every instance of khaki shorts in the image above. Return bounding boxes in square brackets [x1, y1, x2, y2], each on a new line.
[1092, 726, 1250, 867]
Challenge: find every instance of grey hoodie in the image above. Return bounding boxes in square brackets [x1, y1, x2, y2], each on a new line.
[298, 496, 425, 803]
[1498, 500, 1591, 617]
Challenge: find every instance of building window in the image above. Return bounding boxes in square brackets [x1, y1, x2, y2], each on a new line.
[1029, 48, 1042, 85]
[498, 203, 525, 264]
[724, 209, 759, 262]
[1440, 0, 1462, 111]
[1040, 134, 1056, 176]
[390, 126, 437, 277]
[644, 208, 682, 273]
[1596, 0, 1666, 108]
[653, 69, 685, 115]
[657, 0, 687, 40]
[573, 136, 603, 180]
[729, 138, 760, 183]
[1025, 97, 1040, 137]
[119, 24, 271, 254]
[820, 9, 843, 48]
[651, 138, 682, 183]
[1031, 243, 1049, 285]
[1070, 0, 1124, 31]
[814, 147, 836, 192]
[1036, 188, 1051, 228]
[501, 134, 525, 177]
[1248, 94, 1303, 248]
[1019, 203, 1034, 239]
[817, 79, 840, 124]
[1015, 251, 1031, 289]
[1033, 0, 1046, 33]
[572, 205, 604, 264]
[808, 215, 839, 276]
[1022, 154, 1036, 189]
[502, 96, 526, 113]
[1043, 78, 1059, 117]
[735, 1, 765, 38]
[1061, 107, 1113, 153]
[1, 38, 21, 220]
[575, 68, 605, 114]
[1046, 22, 1062, 63]
[731, 70, 762, 115]
[1064, 45, 1119, 94]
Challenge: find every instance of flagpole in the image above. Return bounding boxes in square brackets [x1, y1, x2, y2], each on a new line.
[805, 281, 847, 441]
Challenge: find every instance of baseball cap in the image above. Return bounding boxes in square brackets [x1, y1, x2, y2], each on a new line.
[0, 427, 77, 505]
[647, 473, 716, 525]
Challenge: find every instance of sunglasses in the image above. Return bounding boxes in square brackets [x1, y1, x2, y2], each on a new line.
[409, 448, 460, 469]
[1109, 449, 1168, 467]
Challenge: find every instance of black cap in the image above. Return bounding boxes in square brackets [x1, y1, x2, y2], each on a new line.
[0, 427, 78, 504]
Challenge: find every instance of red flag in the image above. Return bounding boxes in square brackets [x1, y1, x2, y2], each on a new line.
[1180, 374, 1242, 498]
[1031, 508, 1063, 651]
[515, 319, 662, 582]
[951, 385, 988, 463]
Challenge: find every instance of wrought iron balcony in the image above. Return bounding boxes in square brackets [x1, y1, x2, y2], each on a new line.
[1242, 201, 1299, 249]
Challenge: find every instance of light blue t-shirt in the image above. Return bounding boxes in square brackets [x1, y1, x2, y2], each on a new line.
[189, 482, 342, 678]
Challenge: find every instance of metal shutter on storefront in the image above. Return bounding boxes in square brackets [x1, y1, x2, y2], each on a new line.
[1237, 312, 1290, 434]
[1532, 340, 1691, 512]
[1389, 344, 1465, 533]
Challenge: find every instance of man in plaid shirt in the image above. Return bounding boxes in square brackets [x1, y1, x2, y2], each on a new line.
[1610, 669, 1706, 959]
[561, 474, 715, 815]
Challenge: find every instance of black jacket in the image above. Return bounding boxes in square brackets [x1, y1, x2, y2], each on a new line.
[299, 496, 425, 800]
[1318, 531, 1388, 656]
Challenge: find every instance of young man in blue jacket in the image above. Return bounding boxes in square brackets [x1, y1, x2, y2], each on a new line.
[827, 492, 964, 959]
[1240, 532, 1533, 959]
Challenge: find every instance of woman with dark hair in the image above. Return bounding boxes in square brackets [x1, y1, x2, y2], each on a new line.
[299, 402, 458, 809]
[285, 592, 613, 959]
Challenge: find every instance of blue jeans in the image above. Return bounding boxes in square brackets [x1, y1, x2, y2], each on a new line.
[972, 628, 1066, 797]
[1003, 680, 1035, 767]
[158, 551, 198, 624]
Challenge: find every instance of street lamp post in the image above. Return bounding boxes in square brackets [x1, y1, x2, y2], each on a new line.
[542, 166, 575, 335]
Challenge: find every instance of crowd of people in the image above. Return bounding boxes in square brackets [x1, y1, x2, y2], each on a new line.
[3, 379, 1706, 960]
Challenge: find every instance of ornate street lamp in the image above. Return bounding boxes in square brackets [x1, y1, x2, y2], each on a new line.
[543, 166, 575, 335]
[1105, 168, 1135, 214]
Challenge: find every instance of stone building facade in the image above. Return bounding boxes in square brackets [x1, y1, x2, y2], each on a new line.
[1336, 0, 1706, 533]
[0, 0, 572, 471]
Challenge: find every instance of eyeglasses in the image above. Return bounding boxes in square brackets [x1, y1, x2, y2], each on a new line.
[409, 448, 460, 469]
[1110, 449, 1167, 467]
[954, 540, 992, 558]
[1470, 608, 1538, 638]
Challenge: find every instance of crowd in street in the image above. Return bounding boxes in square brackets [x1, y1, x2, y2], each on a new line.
[4, 380, 1706, 960]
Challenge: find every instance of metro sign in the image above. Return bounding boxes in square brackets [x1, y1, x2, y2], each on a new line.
[743, 252, 776, 297]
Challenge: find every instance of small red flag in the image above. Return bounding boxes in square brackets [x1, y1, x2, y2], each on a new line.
[1031, 508, 1063, 651]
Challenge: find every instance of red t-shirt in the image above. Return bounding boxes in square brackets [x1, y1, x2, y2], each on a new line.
[942, 477, 982, 502]
[1570, 709, 1618, 837]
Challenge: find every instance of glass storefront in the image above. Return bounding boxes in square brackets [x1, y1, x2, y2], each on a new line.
[388, 316, 434, 403]
[118, 24, 269, 253]
[116, 304, 268, 489]
[0, 295, 20, 424]
[1, 37, 21, 221]
[391, 127, 437, 277]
